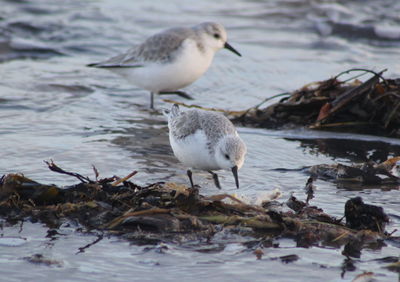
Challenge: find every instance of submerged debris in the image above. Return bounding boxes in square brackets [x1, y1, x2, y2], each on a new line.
[351, 272, 376, 282]
[309, 156, 400, 185]
[385, 261, 400, 273]
[304, 176, 316, 204]
[0, 162, 394, 250]
[345, 197, 389, 232]
[23, 254, 63, 267]
[232, 69, 400, 138]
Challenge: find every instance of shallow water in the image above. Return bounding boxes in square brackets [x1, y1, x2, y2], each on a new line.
[1, 0, 400, 281]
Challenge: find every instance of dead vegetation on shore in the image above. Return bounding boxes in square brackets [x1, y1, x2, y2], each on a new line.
[0, 161, 396, 253]
[232, 69, 400, 137]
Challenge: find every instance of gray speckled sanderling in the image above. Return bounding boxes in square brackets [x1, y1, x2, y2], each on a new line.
[88, 22, 241, 109]
[164, 104, 246, 189]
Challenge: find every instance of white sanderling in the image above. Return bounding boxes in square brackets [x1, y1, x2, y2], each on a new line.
[164, 104, 247, 189]
[88, 22, 241, 109]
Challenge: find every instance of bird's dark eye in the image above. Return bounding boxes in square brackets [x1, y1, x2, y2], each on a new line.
[224, 154, 229, 160]
[213, 33, 220, 39]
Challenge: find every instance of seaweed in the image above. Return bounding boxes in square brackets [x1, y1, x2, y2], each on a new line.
[228, 69, 400, 138]
[309, 156, 400, 185]
[345, 197, 389, 232]
[0, 161, 394, 251]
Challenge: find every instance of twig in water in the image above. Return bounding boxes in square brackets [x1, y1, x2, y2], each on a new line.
[334, 68, 388, 86]
[253, 92, 291, 110]
[44, 160, 92, 183]
[112, 171, 138, 186]
[310, 121, 377, 129]
[76, 234, 104, 254]
[92, 165, 99, 181]
[388, 229, 397, 237]
[237, 92, 291, 121]
[304, 176, 316, 204]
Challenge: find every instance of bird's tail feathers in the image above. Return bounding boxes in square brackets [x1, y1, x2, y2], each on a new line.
[162, 104, 180, 119]
[170, 104, 180, 117]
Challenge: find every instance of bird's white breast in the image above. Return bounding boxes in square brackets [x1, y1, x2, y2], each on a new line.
[112, 38, 215, 93]
[169, 129, 220, 170]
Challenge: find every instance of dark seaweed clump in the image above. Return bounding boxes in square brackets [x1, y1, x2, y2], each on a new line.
[233, 69, 400, 138]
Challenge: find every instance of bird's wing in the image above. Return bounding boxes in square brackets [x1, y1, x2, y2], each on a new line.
[87, 51, 144, 68]
[88, 27, 192, 68]
[171, 110, 236, 144]
[170, 110, 202, 139]
[87, 51, 143, 68]
[199, 111, 237, 143]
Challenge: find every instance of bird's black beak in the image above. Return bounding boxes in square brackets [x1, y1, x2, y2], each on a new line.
[224, 42, 241, 57]
[231, 165, 239, 189]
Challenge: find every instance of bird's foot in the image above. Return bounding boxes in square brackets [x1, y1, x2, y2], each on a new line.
[159, 91, 194, 100]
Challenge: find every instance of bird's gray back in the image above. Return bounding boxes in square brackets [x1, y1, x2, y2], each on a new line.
[170, 109, 237, 146]
[101, 27, 195, 66]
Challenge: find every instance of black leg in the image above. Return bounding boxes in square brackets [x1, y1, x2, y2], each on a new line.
[159, 91, 194, 100]
[187, 169, 194, 188]
[208, 171, 221, 190]
[150, 92, 154, 109]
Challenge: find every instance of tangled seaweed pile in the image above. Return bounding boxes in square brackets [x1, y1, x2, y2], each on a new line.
[232, 69, 400, 138]
[0, 161, 396, 253]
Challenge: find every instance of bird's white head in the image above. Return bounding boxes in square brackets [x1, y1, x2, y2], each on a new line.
[214, 135, 247, 188]
[194, 22, 241, 56]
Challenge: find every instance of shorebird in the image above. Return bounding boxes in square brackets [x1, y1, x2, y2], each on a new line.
[88, 22, 241, 108]
[164, 104, 246, 189]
